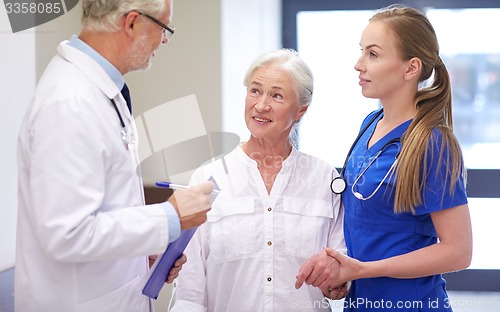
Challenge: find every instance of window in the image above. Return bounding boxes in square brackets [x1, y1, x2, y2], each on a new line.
[428, 8, 500, 169]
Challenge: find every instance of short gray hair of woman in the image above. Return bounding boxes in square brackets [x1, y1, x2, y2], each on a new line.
[81, 0, 166, 32]
[243, 49, 314, 110]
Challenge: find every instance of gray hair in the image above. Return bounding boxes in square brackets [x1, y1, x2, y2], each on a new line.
[81, 0, 166, 32]
[243, 49, 314, 148]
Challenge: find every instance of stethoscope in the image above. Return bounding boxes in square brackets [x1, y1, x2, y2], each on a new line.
[110, 99, 136, 150]
[330, 109, 401, 199]
[350, 138, 400, 200]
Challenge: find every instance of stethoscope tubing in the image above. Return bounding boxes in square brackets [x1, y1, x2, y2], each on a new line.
[331, 109, 384, 194]
[350, 138, 400, 200]
[111, 99, 126, 128]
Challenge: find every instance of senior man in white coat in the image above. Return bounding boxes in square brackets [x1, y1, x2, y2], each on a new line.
[15, 0, 213, 311]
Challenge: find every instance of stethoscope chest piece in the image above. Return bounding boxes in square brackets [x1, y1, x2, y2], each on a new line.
[121, 128, 136, 150]
[111, 98, 136, 150]
[330, 176, 346, 194]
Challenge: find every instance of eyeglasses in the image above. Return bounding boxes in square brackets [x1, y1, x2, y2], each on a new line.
[137, 12, 175, 40]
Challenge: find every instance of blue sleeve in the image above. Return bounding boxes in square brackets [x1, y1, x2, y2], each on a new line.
[161, 202, 181, 242]
[415, 129, 468, 215]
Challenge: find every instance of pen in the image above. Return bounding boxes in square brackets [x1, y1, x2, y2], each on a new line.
[155, 181, 220, 194]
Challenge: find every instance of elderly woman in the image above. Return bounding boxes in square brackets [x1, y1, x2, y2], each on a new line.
[170, 49, 346, 312]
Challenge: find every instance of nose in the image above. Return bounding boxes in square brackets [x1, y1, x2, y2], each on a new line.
[255, 96, 271, 112]
[161, 33, 169, 44]
[354, 56, 364, 72]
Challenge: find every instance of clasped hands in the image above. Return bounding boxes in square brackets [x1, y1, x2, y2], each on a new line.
[295, 247, 357, 300]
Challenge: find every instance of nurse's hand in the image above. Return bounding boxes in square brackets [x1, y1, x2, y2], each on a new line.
[323, 248, 363, 287]
[168, 181, 214, 229]
[295, 248, 341, 291]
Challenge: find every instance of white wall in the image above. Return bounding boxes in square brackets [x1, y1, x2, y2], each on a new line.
[0, 5, 36, 272]
[221, 0, 281, 141]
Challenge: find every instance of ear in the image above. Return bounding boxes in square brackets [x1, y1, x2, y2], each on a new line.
[123, 11, 141, 37]
[295, 105, 309, 122]
[404, 57, 422, 81]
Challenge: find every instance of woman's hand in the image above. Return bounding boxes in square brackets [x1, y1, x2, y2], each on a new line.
[323, 248, 364, 286]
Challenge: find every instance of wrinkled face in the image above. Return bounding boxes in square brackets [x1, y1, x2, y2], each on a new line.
[244, 65, 307, 143]
[354, 21, 409, 101]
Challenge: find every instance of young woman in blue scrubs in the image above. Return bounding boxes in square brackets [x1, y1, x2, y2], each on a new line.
[296, 4, 472, 311]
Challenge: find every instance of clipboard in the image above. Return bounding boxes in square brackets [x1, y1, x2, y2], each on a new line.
[142, 176, 220, 299]
[142, 227, 197, 299]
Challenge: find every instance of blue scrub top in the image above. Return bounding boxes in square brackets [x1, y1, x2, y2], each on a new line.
[342, 110, 468, 311]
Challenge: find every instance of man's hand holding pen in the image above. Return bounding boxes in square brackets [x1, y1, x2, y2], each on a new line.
[168, 181, 214, 229]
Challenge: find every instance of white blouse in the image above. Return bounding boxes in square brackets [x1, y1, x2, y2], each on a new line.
[170, 145, 345, 312]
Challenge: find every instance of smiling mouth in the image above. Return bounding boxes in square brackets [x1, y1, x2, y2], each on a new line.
[253, 117, 272, 123]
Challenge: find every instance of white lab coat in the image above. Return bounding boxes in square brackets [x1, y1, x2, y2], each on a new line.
[15, 41, 170, 312]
